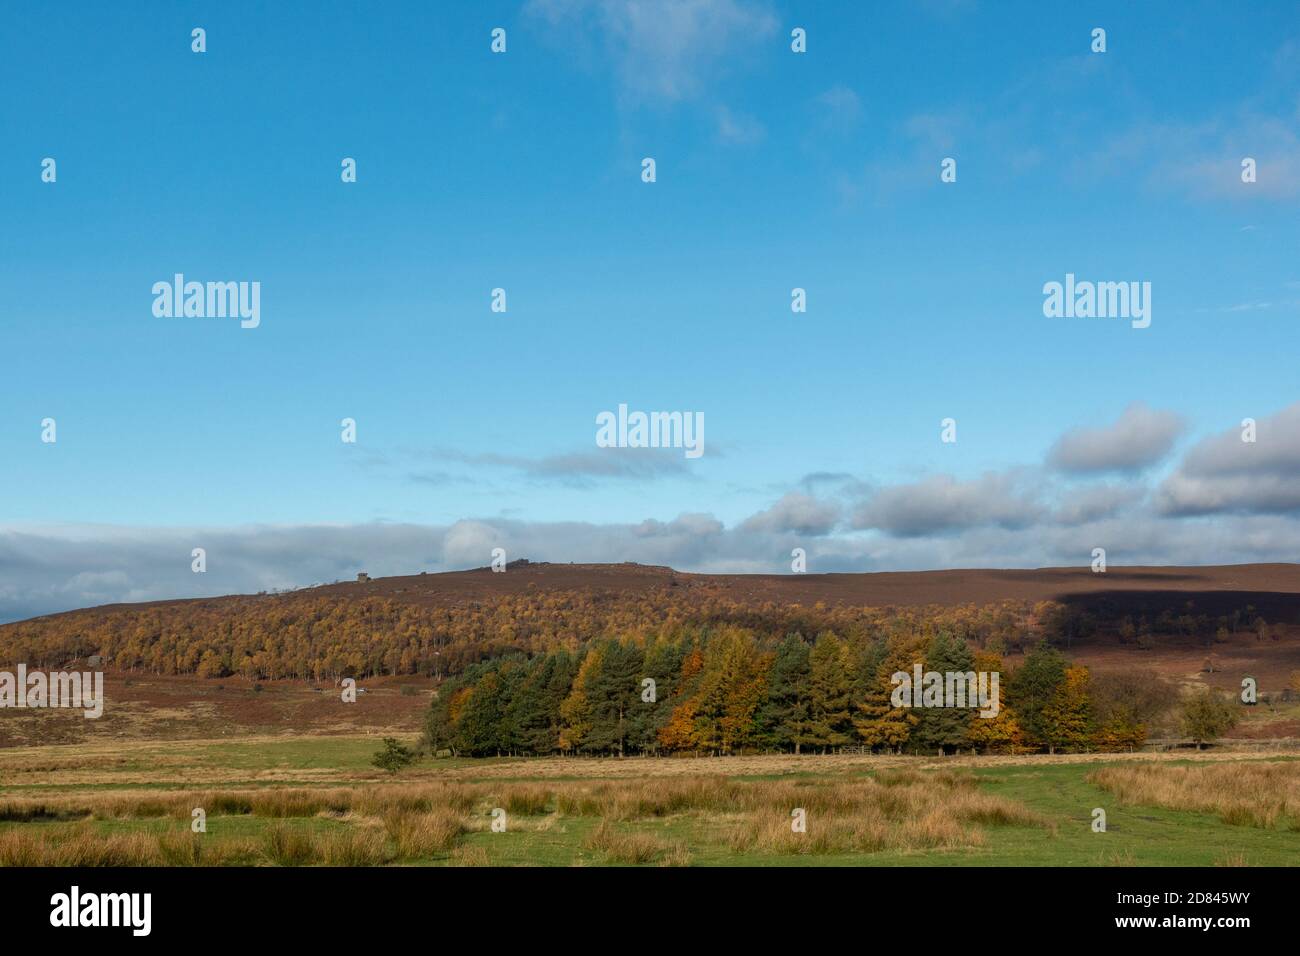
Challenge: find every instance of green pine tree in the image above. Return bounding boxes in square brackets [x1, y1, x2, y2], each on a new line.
[755, 634, 811, 752]
[1007, 642, 1069, 753]
[371, 737, 415, 773]
[627, 635, 686, 753]
[455, 669, 507, 756]
[908, 631, 976, 755]
[583, 639, 645, 756]
[505, 655, 559, 754]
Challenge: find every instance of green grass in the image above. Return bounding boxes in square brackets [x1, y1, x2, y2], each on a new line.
[950, 762, 1295, 866]
[196, 737, 411, 772]
[4, 738, 1299, 865]
[433, 762, 1300, 867]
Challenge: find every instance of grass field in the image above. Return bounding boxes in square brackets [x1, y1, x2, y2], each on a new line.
[1, 735, 1297, 866]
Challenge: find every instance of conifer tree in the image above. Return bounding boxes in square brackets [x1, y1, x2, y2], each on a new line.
[1007, 643, 1069, 753]
[691, 627, 767, 754]
[854, 633, 921, 752]
[755, 634, 812, 752]
[965, 649, 1023, 753]
[628, 635, 686, 753]
[583, 639, 645, 757]
[909, 631, 976, 755]
[506, 655, 560, 754]
[456, 669, 507, 756]
[806, 632, 853, 751]
[559, 648, 602, 753]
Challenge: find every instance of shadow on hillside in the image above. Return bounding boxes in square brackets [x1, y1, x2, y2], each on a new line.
[1054, 589, 1300, 626]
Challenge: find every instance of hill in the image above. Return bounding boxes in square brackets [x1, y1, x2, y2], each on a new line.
[30, 560, 1300, 617]
[2, 562, 1298, 748]
[2, 561, 1297, 683]
[297, 561, 1300, 612]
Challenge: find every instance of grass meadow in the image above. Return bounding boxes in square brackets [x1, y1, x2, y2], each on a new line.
[0, 736, 1297, 866]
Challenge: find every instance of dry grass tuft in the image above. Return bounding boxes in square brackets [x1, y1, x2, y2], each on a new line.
[1088, 762, 1300, 829]
[261, 822, 317, 865]
[382, 808, 464, 857]
[318, 827, 391, 866]
[583, 821, 678, 865]
[449, 844, 492, 867]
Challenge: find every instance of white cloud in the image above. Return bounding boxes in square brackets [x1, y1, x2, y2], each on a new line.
[1053, 484, 1144, 526]
[1047, 402, 1185, 474]
[740, 492, 841, 536]
[409, 445, 696, 486]
[526, 0, 777, 105]
[851, 472, 1046, 537]
[6, 502, 1300, 624]
[1157, 402, 1300, 515]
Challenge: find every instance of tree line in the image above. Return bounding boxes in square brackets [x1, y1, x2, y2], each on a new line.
[421, 626, 1230, 757]
[2, 581, 1271, 685]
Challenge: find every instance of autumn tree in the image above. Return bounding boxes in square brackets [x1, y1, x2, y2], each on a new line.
[559, 648, 602, 753]
[1089, 668, 1171, 752]
[1041, 665, 1094, 754]
[627, 635, 687, 753]
[657, 647, 704, 751]
[854, 634, 921, 752]
[690, 627, 767, 754]
[805, 632, 853, 751]
[1180, 689, 1238, 749]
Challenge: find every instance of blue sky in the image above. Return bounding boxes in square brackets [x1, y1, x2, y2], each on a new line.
[2, 1, 1299, 620]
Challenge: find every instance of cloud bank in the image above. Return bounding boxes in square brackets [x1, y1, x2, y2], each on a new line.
[4, 400, 1299, 624]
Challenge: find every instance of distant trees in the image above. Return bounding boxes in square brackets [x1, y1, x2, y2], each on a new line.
[1089, 669, 1170, 751]
[458, 670, 508, 756]
[1, 583, 1268, 689]
[965, 649, 1023, 753]
[1180, 690, 1238, 749]
[418, 627, 1193, 758]
[558, 650, 599, 754]
[580, 640, 644, 756]
[508, 651, 575, 755]
[853, 634, 921, 752]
